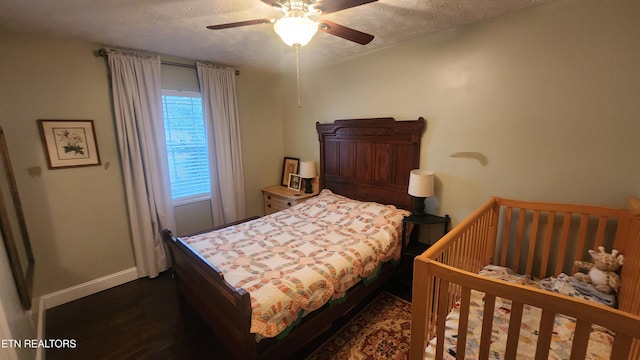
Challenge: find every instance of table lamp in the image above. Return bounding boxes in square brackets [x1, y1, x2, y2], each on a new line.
[299, 161, 316, 193]
[408, 169, 434, 216]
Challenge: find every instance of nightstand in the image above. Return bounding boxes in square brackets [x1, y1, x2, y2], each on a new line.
[400, 213, 450, 287]
[261, 185, 318, 215]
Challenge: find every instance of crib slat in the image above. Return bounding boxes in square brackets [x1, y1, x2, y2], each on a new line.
[539, 211, 555, 278]
[468, 225, 478, 272]
[555, 212, 572, 275]
[610, 333, 633, 359]
[500, 207, 513, 266]
[478, 294, 496, 359]
[504, 301, 524, 359]
[632, 343, 640, 360]
[574, 214, 589, 261]
[453, 233, 462, 270]
[486, 201, 499, 264]
[569, 319, 591, 360]
[525, 210, 540, 276]
[481, 209, 492, 265]
[456, 288, 471, 360]
[513, 208, 526, 272]
[470, 223, 478, 270]
[534, 309, 554, 360]
[594, 216, 608, 248]
[435, 279, 450, 360]
[614, 209, 632, 254]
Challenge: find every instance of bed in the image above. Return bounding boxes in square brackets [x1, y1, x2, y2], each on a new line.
[410, 196, 640, 359]
[162, 117, 425, 360]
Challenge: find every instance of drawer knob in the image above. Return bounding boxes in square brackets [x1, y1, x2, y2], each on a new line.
[267, 204, 271, 208]
[287, 202, 292, 206]
[267, 195, 272, 200]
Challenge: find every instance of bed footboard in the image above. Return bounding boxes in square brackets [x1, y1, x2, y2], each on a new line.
[162, 228, 257, 360]
[410, 196, 640, 360]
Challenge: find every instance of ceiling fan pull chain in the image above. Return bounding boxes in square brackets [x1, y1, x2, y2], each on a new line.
[296, 45, 303, 108]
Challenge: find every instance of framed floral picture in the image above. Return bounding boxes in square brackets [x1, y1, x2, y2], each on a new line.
[281, 157, 299, 186]
[287, 173, 301, 191]
[37, 120, 101, 169]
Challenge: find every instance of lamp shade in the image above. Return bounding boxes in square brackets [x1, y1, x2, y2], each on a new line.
[299, 161, 316, 179]
[274, 11, 318, 47]
[408, 169, 434, 197]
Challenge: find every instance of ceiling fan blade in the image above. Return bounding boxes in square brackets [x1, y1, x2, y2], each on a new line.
[318, 20, 374, 45]
[260, 0, 287, 11]
[312, 0, 378, 14]
[207, 18, 273, 30]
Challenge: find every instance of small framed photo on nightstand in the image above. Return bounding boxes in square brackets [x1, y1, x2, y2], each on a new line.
[281, 157, 299, 186]
[287, 173, 301, 191]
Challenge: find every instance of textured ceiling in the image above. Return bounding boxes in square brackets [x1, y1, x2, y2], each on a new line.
[0, 0, 554, 73]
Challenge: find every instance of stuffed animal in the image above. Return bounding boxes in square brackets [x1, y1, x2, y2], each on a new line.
[573, 246, 623, 295]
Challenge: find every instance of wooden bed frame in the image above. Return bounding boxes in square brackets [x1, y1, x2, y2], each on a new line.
[410, 196, 640, 359]
[163, 117, 425, 360]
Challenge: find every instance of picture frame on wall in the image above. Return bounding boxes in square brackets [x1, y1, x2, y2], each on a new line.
[37, 119, 101, 169]
[287, 173, 301, 191]
[281, 157, 299, 186]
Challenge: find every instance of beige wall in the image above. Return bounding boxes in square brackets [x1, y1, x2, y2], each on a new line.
[0, 30, 136, 297]
[280, 0, 640, 224]
[236, 69, 286, 217]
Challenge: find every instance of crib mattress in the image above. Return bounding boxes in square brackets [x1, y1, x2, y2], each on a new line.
[183, 189, 409, 338]
[424, 265, 614, 360]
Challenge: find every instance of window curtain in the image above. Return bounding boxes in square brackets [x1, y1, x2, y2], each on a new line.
[196, 63, 246, 224]
[106, 50, 175, 278]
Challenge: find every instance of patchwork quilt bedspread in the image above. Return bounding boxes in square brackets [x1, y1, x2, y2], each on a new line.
[425, 265, 614, 360]
[183, 189, 410, 338]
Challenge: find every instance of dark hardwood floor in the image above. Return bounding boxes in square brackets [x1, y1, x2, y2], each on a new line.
[45, 271, 228, 360]
[45, 270, 412, 360]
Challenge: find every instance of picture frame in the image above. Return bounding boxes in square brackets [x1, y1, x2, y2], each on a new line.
[37, 119, 101, 169]
[281, 156, 299, 186]
[287, 173, 302, 191]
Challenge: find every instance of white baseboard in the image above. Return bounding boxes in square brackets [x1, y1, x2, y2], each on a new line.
[39, 267, 139, 310]
[35, 267, 139, 360]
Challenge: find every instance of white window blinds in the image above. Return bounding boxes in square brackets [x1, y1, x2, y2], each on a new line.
[161, 91, 211, 202]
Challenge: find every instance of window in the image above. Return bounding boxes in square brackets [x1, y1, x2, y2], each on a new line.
[162, 90, 210, 203]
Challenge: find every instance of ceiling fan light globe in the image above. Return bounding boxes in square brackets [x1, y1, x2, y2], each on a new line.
[274, 13, 318, 47]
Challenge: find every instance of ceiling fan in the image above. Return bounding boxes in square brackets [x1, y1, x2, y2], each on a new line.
[206, 0, 378, 47]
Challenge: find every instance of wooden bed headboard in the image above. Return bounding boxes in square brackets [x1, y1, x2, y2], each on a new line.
[316, 117, 425, 210]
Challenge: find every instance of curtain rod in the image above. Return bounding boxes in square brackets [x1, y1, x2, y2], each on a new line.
[96, 48, 240, 75]
[160, 60, 240, 76]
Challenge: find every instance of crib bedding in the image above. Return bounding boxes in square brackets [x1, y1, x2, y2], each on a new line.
[183, 189, 409, 338]
[425, 265, 614, 360]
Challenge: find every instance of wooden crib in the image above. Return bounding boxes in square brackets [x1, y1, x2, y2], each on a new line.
[411, 196, 640, 359]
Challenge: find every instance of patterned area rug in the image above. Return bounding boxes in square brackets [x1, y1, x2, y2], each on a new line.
[306, 291, 412, 360]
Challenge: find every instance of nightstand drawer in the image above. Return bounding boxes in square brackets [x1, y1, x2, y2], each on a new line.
[264, 199, 289, 215]
[264, 193, 295, 209]
[261, 184, 318, 216]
